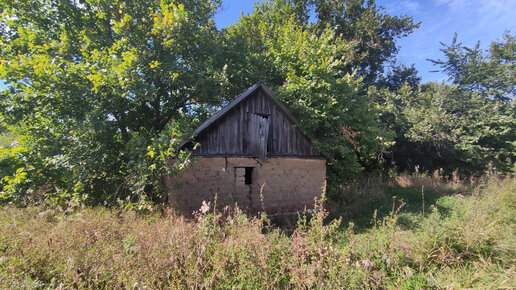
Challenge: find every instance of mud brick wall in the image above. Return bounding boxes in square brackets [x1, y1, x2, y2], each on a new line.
[165, 157, 326, 215]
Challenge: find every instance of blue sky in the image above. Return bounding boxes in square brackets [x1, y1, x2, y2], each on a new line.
[214, 0, 516, 83]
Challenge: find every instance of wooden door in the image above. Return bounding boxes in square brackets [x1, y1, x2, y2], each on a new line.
[247, 113, 269, 160]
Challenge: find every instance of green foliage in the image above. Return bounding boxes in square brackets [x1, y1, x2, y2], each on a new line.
[371, 32, 516, 175]
[0, 0, 221, 205]
[372, 80, 515, 175]
[377, 63, 421, 92]
[0, 126, 17, 148]
[430, 31, 515, 103]
[0, 0, 511, 207]
[307, 0, 420, 83]
[222, 1, 395, 189]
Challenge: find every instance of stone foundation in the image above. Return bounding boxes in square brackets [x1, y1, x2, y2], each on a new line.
[165, 157, 326, 215]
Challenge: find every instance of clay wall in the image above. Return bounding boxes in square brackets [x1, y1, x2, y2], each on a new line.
[165, 157, 326, 215]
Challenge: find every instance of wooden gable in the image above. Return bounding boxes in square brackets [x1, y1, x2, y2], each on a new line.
[188, 82, 320, 159]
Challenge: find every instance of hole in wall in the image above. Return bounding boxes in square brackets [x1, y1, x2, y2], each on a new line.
[245, 167, 253, 185]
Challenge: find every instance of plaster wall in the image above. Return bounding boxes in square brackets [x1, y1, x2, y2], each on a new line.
[165, 157, 326, 214]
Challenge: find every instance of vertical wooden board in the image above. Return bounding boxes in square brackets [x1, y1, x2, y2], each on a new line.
[299, 136, 304, 155]
[221, 117, 227, 154]
[289, 119, 294, 154]
[239, 103, 244, 153]
[246, 113, 269, 160]
[249, 94, 255, 113]
[244, 108, 248, 154]
[220, 119, 225, 154]
[278, 111, 284, 154]
[211, 123, 216, 154]
[307, 137, 314, 155]
[267, 112, 273, 153]
[264, 95, 271, 114]
[258, 91, 263, 113]
[213, 130, 217, 154]
[225, 115, 230, 153]
[215, 121, 221, 154]
[297, 130, 302, 155]
[293, 127, 299, 155]
[292, 125, 297, 155]
[258, 92, 264, 113]
[252, 114, 260, 155]
[213, 129, 218, 154]
[233, 109, 239, 154]
[198, 134, 205, 154]
[207, 131, 212, 154]
[225, 114, 231, 154]
[270, 105, 276, 153]
[203, 134, 208, 154]
[301, 136, 307, 155]
[302, 136, 308, 155]
[246, 113, 253, 155]
[290, 120, 294, 154]
[209, 125, 214, 154]
[204, 131, 209, 154]
[189, 85, 321, 157]
[273, 105, 279, 153]
[286, 118, 291, 154]
[259, 117, 269, 160]
[256, 92, 261, 113]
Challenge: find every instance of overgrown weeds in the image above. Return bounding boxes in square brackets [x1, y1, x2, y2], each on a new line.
[0, 177, 514, 288]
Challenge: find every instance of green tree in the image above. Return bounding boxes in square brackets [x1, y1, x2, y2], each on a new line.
[0, 0, 222, 205]
[372, 32, 516, 176]
[377, 63, 421, 92]
[222, 1, 393, 190]
[430, 32, 515, 103]
[308, 0, 420, 83]
[221, 0, 419, 85]
[372, 83, 515, 175]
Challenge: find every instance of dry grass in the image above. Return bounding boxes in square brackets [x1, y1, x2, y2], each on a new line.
[0, 177, 514, 288]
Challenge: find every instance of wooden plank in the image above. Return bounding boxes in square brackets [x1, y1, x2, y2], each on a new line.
[270, 105, 276, 153]
[207, 131, 212, 154]
[256, 91, 261, 113]
[191, 83, 260, 136]
[215, 121, 220, 154]
[186, 83, 323, 158]
[233, 109, 239, 153]
[239, 103, 244, 153]
[259, 116, 269, 160]
[199, 134, 205, 154]
[249, 94, 255, 113]
[286, 118, 291, 154]
[245, 113, 269, 160]
[222, 117, 228, 154]
[294, 124, 298, 154]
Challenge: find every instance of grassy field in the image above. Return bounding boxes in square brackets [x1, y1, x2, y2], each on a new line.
[0, 174, 514, 288]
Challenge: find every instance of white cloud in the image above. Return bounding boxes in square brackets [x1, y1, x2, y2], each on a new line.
[400, 0, 422, 13]
[434, 0, 469, 10]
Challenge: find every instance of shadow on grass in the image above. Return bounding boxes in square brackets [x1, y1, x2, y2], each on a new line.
[327, 174, 468, 233]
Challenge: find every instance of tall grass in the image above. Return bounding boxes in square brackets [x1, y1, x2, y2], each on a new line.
[328, 172, 469, 230]
[0, 176, 514, 288]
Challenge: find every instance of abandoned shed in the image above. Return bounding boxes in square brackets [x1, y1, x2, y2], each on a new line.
[165, 82, 326, 214]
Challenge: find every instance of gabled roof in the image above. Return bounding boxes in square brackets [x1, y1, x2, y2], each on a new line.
[191, 81, 299, 137]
